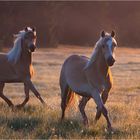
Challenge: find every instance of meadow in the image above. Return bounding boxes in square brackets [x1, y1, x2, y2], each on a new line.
[0, 45, 140, 139]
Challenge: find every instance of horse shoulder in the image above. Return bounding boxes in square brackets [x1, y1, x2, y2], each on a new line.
[84, 66, 104, 92]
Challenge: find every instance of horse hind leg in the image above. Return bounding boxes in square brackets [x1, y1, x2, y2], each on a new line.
[78, 96, 90, 126]
[0, 83, 14, 108]
[16, 83, 29, 108]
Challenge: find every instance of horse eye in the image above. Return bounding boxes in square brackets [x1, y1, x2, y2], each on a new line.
[102, 45, 105, 48]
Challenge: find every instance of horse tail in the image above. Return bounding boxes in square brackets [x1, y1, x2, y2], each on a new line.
[60, 63, 79, 120]
[66, 87, 79, 110]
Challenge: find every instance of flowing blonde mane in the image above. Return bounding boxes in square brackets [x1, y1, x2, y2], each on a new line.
[85, 32, 112, 69]
[7, 30, 26, 64]
[84, 37, 102, 69]
[7, 27, 32, 64]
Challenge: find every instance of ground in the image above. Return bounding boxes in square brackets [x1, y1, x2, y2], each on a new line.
[0, 45, 140, 139]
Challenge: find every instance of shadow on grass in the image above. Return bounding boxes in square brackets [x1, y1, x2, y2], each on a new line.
[36, 119, 102, 139]
[7, 117, 41, 132]
[36, 119, 83, 139]
[36, 119, 135, 139]
[0, 116, 8, 126]
[103, 128, 133, 139]
[0, 103, 43, 137]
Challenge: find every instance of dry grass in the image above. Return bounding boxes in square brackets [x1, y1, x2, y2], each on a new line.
[0, 45, 140, 139]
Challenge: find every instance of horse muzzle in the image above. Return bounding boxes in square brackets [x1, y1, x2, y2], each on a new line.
[107, 56, 115, 66]
[29, 44, 36, 52]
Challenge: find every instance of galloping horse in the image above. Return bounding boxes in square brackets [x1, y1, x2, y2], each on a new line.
[0, 27, 45, 108]
[60, 31, 117, 131]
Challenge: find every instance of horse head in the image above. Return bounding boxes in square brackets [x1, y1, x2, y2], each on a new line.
[99, 30, 117, 66]
[85, 30, 117, 69]
[7, 27, 37, 64]
[22, 27, 37, 53]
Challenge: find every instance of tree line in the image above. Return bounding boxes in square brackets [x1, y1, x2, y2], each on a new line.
[0, 1, 140, 48]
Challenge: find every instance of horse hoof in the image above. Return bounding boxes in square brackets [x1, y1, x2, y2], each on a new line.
[94, 119, 97, 125]
[83, 120, 89, 127]
[43, 102, 46, 106]
[10, 105, 16, 112]
[15, 104, 23, 109]
[60, 118, 65, 124]
[105, 127, 114, 134]
[41, 100, 47, 106]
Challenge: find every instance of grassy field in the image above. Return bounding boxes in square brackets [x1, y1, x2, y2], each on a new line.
[0, 45, 140, 139]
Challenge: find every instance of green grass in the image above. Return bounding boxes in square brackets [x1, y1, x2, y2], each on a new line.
[0, 45, 140, 139]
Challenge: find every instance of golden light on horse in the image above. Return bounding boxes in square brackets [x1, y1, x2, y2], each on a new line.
[60, 30, 117, 132]
[0, 27, 46, 109]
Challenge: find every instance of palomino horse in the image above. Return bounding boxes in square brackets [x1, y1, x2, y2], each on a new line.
[0, 27, 45, 108]
[60, 31, 117, 131]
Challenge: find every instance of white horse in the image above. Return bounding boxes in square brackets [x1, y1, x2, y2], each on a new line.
[60, 31, 117, 131]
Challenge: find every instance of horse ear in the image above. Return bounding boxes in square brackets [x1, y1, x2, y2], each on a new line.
[101, 30, 105, 37]
[111, 30, 115, 37]
[25, 27, 28, 32]
[32, 27, 36, 32]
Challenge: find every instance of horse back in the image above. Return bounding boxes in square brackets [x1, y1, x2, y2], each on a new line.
[63, 55, 89, 72]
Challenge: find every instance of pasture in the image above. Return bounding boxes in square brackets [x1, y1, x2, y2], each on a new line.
[0, 45, 140, 139]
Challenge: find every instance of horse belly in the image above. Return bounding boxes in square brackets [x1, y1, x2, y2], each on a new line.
[0, 59, 18, 82]
[64, 55, 89, 94]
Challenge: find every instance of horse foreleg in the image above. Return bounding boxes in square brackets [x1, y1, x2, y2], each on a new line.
[95, 89, 109, 121]
[78, 96, 90, 126]
[16, 83, 29, 108]
[25, 79, 46, 105]
[0, 83, 14, 108]
[91, 89, 112, 131]
[101, 105, 112, 132]
[95, 79, 112, 121]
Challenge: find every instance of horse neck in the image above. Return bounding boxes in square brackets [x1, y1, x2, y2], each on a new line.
[20, 50, 32, 65]
[93, 50, 109, 77]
